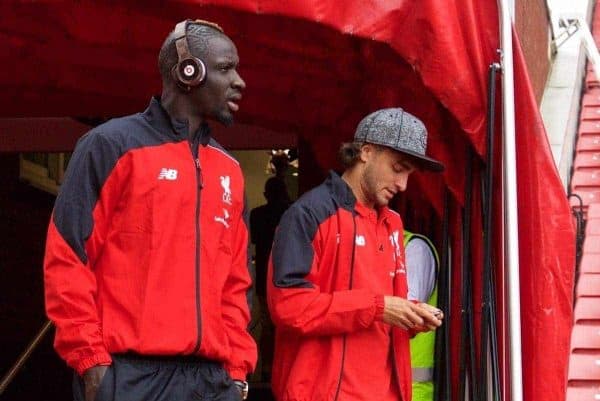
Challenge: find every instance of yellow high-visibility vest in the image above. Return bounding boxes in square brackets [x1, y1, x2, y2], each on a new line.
[404, 231, 439, 401]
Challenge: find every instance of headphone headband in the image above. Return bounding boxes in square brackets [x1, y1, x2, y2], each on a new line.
[172, 19, 208, 88]
[173, 21, 191, 66]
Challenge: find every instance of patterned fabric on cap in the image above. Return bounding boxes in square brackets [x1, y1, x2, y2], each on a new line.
[354, 108, 427, 155]
[353, 108, 444, 171]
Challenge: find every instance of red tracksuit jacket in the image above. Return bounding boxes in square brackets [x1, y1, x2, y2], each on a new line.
[268, 171, 412, 401]
[44, 97, 257, 379]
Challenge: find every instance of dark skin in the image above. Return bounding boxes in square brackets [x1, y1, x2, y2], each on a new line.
[82, 33, 246, 401]
[83, 366, 108, 401]
[161, 34, 246, 138]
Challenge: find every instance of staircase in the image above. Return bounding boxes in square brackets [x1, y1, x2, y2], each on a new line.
[566, 21, 600, 395]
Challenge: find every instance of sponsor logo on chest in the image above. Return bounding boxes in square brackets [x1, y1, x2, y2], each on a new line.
[215, 208, 230, 228]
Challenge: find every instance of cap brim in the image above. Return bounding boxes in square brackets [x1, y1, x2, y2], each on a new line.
[394, 148, 445, 172]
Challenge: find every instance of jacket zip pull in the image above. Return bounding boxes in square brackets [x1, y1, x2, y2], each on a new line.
[195, 158, 204, 189]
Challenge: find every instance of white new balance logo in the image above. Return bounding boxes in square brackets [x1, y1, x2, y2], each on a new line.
[158, 168, 178, 180]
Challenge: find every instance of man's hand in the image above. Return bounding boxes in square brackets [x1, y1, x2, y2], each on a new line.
[382, 296, 443, 331]
[413, 302, 444, 332]
[82, 365, 109, 401]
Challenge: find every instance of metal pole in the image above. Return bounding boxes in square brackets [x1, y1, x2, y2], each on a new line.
[0, 320, 53, 395]
[434, 189, 451, 401]
[480, 62, 502, 401]
[458, 148, 478, 401]
[496, 2, 524, 401]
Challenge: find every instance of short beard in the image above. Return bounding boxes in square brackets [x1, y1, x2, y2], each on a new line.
[216, 110, 234, 127]
[362, 163, 383, 207]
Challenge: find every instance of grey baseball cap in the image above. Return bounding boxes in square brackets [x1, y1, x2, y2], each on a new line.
[354, 108, 445, 172]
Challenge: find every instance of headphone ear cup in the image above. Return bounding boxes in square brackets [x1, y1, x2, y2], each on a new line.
[175, 57, 206, 87]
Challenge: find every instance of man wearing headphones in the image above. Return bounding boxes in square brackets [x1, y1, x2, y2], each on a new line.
[44, 20, 256, 401]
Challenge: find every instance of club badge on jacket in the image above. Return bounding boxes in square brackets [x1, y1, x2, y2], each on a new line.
[216, 175, 232, 228]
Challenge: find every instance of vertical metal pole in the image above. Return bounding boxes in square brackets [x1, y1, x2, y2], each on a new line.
[458, 149, 478, 401]
[434, 189, 451, 401]
[497, 2, 524, 401]
[480, 62, 502, 401]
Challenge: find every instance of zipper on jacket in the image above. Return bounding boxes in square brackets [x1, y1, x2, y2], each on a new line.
[190, 137, 203, 353]
[333, 213, 357, 401]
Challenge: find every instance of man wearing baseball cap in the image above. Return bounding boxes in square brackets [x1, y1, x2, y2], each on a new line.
[267, 108, 444, 401]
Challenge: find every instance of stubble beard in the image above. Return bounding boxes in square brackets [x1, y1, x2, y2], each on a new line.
[362, 164, 387, 208]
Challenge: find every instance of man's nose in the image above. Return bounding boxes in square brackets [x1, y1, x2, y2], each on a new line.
[395, 172, 410, 192]
[232, 70, 246, 91]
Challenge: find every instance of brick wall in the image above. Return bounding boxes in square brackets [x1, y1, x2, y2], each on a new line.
[515, 0, 553, 104]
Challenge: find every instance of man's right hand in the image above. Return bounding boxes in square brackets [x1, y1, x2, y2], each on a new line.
[82, 365, 109, 401]
[382, 296, 442, 331]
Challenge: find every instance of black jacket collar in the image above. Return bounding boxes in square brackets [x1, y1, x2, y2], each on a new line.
[142, 96, 211, 145]
[325, 170, 357, 211]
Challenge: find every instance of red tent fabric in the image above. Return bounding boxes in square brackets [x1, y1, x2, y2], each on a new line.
[0, 1, 574, 400]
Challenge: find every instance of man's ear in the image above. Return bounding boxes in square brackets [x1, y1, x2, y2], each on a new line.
[359, 143, 374, 163]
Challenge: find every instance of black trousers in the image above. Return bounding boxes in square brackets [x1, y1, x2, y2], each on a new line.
[73, 354, 241, 401]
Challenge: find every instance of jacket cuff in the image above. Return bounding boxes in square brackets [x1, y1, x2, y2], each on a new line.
[374, 294, 385, 322]
[74, 352, 113, 376]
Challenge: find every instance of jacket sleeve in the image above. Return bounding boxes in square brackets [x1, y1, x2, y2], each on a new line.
[44, 131, 120, 375]
[221, 193, 258, 380]
[268, 203, 385, 336]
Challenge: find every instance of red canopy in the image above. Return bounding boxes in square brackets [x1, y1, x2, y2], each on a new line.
[0, 1, 574, 400]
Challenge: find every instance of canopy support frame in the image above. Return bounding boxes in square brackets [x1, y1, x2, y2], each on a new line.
[497, 2, 523, 401]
